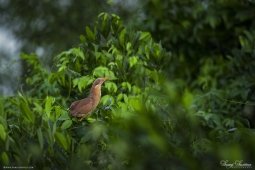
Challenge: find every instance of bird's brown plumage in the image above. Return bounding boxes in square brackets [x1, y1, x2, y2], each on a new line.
[69, 77, 109, 121]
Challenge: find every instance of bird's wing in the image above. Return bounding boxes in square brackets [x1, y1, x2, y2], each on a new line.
[69, 98, 93, 116]
[69, 100, 79, 111]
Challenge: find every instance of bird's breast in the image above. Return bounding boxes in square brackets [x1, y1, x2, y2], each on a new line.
[92, 94, 101, 108]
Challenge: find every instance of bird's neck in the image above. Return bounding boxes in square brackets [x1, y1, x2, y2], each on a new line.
[89, 86, 101, 106]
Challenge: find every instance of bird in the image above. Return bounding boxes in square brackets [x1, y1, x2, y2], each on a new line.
[69, 77, 109, 121]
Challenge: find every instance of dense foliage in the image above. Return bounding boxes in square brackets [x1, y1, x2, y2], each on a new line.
[1, 0, 255, 169]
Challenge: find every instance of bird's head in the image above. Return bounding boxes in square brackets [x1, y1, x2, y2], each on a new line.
[90, 77, 110, 93]
[93, 77, 110, 86]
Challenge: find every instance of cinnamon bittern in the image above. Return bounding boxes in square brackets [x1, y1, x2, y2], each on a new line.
[69, 77, 109, 121]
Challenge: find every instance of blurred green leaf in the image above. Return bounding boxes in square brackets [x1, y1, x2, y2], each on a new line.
[58, 113, 70, 121]
[1, 152, 9, 165]
[55, 132, 69, 151]
[45, 96, 54, 118]
[80, 35, 86, 44]
[80, 133, 91, 143]
[119, 29, 126, 47]
[107, 0, 114, 5]
[128, 56, 138, 68]
[122, 82, 132, 92]
[105, 82, 118, 93]
[20, 101, 34, 124]
[183, 89, 194, 109]
[129, 98, 142, 111]
[34, 102, 43, 114]
[93, 66, 109, 77]
[0, 116, 7, 130]
[86, 26, 95, 40]
[117, 93, 123, 101]
[101, 94, 113, 105]
[61, 120, 72, 130]
[139, 31, 151, 41]
[78, 78, 87, 93]
[87, 117, 96, 123]
[0, 124, 6, 141]
[37, 128, 44, 149]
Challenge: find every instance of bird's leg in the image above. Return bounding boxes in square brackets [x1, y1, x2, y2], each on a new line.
[78, 117, 84, 121]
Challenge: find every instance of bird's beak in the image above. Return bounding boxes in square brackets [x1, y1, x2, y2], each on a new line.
[101, 77, 110, 83]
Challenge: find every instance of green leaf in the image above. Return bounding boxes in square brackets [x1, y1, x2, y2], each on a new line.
[78, 78, 87, 93]
[98, 12, 106, 18]
[144, 44, 151, 59]
[93, 66, 109, 77]
[5, 136, 10, 151]
[20, 101, 34, 124]
[117, 93, 123, 101]
[0, 124, 6, 141]
[80, 35, 86, 44]
[0, 116, 7, 130]
[101, 95, 113, 105]
[80, 133, 92, 143]
[116, 59, 123, 71]
[208, 16, 217, 28]
[55, 132, 69, 151]
[78, 51, 85, 60]
[243, 30, 253, 41]
[95, 52, 101, 60]
[87, 117, 96, 123]
[86, 26, 95, 40]
[1, 152, 9, 165]
[34, 102, 43, 114]
[143, 64, 154, 71]
[239, 35, 248, 47]
[151, 69, 158, 83]
[129, 98, 143, 111]
[73, 76, 91, 92]
[139, 31, 151, 41]
[45, 96, 54, 117]
[58, 113, 70, 121]
[182, 89, 194, 109]
[37, 128, 43, 149]
[61, 120, 72, 130]
[91, 124, 104, 141]
[78, 80, 85, 93]
[55, 106, 62, 118]
[129, 56, 138, 68]
[105, 82, 118, 93]
[132, 85, 141, 95]
[119, 29, 126, 47]
[123, 94, 128, 104]
[18, 91, 26, 101]
[53, 121, 57, 135]
[58, 65, 67, 72]
[117, 102, 128, 112]
[107, 0, 114, 5]
[73, 78, 80, 88]
[122, 82, 131, 92]
[126, 42, 132, 51]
